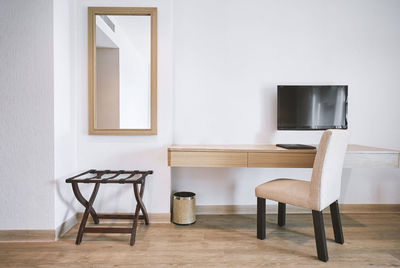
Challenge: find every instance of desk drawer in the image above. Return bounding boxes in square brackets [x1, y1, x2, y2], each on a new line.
[248, 152, 315, 168]
[168, 151, 247, 167]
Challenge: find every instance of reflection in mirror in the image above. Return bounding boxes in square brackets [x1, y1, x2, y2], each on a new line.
[95, 15, 150, 129]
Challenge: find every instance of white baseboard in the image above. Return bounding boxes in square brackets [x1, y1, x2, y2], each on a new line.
[196, 205, 307, 215]
[196, 204, 400, 215]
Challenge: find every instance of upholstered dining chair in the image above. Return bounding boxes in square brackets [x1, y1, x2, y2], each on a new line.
[255, 129, 348, 262]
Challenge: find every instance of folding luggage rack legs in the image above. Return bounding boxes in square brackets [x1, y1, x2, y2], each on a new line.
[66, 169, 153, 245]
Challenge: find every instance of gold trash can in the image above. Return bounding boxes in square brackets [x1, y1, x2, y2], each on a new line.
[172, 192, 196, 225]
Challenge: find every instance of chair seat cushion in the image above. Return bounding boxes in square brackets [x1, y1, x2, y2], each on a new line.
[255, 179, 311, 209]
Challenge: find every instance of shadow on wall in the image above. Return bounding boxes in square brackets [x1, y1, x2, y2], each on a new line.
[255, 86, 277, 143]
[171, 167, 237, 205]
[340, 168, 352, 203]
[55, 178, 77, 233]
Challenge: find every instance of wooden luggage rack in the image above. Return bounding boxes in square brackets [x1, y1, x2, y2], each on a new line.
[66, 169, 153, 245]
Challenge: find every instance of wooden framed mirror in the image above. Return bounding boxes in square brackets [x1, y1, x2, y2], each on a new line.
[88, 7, 157, 135]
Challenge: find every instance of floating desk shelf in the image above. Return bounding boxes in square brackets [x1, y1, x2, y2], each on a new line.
[168, 144, 400, 168]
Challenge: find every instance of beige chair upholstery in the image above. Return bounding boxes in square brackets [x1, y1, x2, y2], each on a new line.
[255, 129, 348, 262]
[256, 129, 348, 211]
[256, 178, 310, 209]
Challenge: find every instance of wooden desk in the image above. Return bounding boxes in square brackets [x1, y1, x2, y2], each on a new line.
[168, 144, 400, 168]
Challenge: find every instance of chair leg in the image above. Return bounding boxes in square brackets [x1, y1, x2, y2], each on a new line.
[312, 210, 328, 262]
[278, 202, 286, 227]
[330, 200, 344, 244]
[257, 197, 266, 240]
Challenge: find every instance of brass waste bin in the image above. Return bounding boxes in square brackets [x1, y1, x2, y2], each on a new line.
[172, 192, 196, 225]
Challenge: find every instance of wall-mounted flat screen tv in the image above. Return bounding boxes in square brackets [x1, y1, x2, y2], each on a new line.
[277, 85, 348, 130]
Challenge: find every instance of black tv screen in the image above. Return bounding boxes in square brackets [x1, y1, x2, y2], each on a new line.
[277, 85, 348, 130]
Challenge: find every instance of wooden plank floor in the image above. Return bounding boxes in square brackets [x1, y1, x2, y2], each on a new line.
[1, 213, 399, 267]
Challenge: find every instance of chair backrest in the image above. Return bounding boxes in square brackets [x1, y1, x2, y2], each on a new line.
[310, 129, 348, 211]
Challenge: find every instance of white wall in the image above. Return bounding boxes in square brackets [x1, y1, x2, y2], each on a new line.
[74, 0, 173, 214]
[0, 0, 55, 229]
[53, 0, 173, 228]
[1, 0, 399, 232]
[54, 0, 81, 231]
[172, 0, 400, 205]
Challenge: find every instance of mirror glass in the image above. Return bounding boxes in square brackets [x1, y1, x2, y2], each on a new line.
[94, 15, 151, 129]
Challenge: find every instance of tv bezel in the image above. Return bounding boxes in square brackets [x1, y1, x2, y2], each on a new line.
[277, 85, 348, 131]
